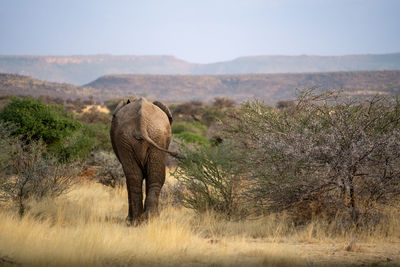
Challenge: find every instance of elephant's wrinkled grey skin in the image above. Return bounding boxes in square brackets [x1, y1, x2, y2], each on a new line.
[110, 98, 175, 225]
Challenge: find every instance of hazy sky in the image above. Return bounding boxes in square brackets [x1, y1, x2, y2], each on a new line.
[0, 0, 399, 63]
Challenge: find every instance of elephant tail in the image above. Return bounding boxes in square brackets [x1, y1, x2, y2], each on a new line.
[140, 134, 182, 159]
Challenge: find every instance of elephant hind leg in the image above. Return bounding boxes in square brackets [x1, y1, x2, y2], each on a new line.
[144, 149, 166, 219]
[120, 152, 144, 226]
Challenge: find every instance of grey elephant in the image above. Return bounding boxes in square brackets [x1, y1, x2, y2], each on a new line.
[110, 98, 177, 225]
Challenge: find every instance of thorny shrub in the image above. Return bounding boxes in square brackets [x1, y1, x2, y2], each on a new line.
[174, 89, 400, 226]
[0, 123, 81, 217]
[91, 151, 125, 187]
[224, 89, 400, 225]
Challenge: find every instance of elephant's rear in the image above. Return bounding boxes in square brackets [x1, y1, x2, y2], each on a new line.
[110, 98, 172, 163]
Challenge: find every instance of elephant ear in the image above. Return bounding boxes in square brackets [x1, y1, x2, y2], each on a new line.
[153, 101, 173, 124]
[112, 100, 127, 116]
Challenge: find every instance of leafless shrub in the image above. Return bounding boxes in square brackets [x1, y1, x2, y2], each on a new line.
[171, 101, 204, 120]
[225, 88, 400, 224]
[0, 123, 81, 217]
[65, 98, 85, 113]
[213, 97, 236, 109]
[275, 100, 295, 110]
[91, 151, 125, 187]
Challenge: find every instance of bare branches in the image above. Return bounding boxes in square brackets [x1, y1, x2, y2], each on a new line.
[225, 88, 400, 223]
[0, 123, 81, 217]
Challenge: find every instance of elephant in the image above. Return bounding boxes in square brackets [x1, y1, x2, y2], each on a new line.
[110, 97, 177, 225]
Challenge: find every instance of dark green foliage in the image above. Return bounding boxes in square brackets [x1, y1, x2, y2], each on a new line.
[86, 122, 112, 151]
[48, 122, 111, 161]
[0, 97, 110, 161]
[0, 97, 80, 144]
[50, 125, 95, 161]
[172, 142, 247, 220]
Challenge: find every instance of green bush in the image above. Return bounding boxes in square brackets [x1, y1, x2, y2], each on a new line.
[86, 122, 112, 151]
[0, 97, 80, 145]
[171, 120, 207, 135]
[50, 125, 95, 161]
[0, 97, 107, 161]
[172, 142, 247, 220]
[174, 131, 209, 146]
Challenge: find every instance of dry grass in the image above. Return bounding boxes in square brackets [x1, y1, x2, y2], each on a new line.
[82, 105, 109, 114]
[0, 175, 399, 266]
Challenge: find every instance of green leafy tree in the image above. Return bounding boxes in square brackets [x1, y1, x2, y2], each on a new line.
[0, 97, 80, 145]
[0, 97, 103, 161]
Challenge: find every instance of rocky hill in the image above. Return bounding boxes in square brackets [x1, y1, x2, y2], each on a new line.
[0, 73, 101, 100]
[1, 71, 399, 105]
[87, 71, 400, 104]
[0, 53, 399, 85]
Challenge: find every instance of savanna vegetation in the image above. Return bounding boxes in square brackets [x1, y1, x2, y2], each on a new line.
[0, 91, 399, 266]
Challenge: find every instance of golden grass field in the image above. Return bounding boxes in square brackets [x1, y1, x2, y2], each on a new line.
[0, 172, 399, 266]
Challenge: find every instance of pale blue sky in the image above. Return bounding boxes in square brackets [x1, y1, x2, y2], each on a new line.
[0, 0, 399, 63]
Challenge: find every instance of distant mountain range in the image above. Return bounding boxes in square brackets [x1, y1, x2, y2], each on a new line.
[0, 53, 399, 85]
[2, 71, 399, 105]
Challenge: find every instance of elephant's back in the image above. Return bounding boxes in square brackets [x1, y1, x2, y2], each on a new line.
[112, 98, 171, 147]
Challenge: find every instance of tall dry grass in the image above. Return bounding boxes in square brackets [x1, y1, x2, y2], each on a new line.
[0, 175, 399, 266]
[0, 182, 308, 266]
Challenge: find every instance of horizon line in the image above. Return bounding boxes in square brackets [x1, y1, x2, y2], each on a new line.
[0, 52, 399, 65]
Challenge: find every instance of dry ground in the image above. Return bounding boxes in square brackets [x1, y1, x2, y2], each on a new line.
[0, 174, 399, 266]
